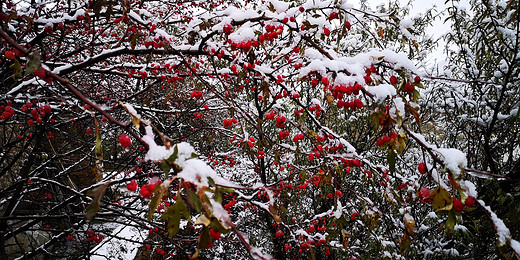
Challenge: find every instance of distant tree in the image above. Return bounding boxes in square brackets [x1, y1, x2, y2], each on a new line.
[422, 0, 520, 257]
[0, 0, 518, 259]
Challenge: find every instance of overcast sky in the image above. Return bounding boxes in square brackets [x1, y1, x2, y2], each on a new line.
[348, 0, 473, 72]
[350, 0, 452, 37]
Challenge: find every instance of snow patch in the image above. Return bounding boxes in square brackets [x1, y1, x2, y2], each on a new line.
[436, 148, 467, 177]
[367, 84, 396, 103]
[478, 200, 511, 245]
[228, 22, 257, 43]
[177, 159, 239, 188]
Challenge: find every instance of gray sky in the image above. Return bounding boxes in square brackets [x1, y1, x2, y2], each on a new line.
[349, 0, 472, 72]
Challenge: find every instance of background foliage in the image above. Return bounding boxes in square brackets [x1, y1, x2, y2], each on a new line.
[0, 0, 519, 259]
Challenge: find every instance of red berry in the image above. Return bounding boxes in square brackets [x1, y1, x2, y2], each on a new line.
[321, 77, 329, 86]
[418, 162, 427, 174]
[5, 50, 15, 60]
[223, 24, 232, 34]
[119, 134, 132, 148]
[345, 21, 351, 30]
[323, 27, 330, 36]
[140, 184, 152, 198]
[127, 179, 138, 191]
[299, 6, 305, 12]
[329, 12, 338, 20]
[414, 75, 421, 83]
[86, 127, 92, 134]
[353, 99, 363, 109]
[465, 196, 476, 207]
[404, 83, 415, 92]
[419, 187, 431, 199]
[13, 49, 24, 57]
[311, 78, 319, 86]
[34, 68, 46, 79]
[210, 229, 222, 240]
[390, 76, 398, 85]
[453, 197, 465, 212]
[364, 75, 372, 84]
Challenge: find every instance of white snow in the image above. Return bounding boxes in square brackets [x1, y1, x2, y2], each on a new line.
[478, 200, 511, 245]
[124, 103, 140, 118]
[367, 83, 397, 103]
[436, 148, 467, 177]
[90, 224, 148, 260]
[142, 126, 174, 161]
[460, 180, 478, 198]
[174, 142, 196, 168]
[333, 200, 344, 219]
[177, 159, 239, 188]
[510, 239, 520, 256]
[228, 23, 257, 43]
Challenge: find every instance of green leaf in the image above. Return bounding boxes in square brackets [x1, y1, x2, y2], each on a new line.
[167, 145, 179, 163]
[412, 89, 420, 102]
[445, 209, 456, 232]
[178, 194, 192, 222]
[131, 116, 140, 130]
[161, 203, 181, 237]
[191, 249, 200, 259]
[210, 217, 231, 234]
[95, 128, 102, 157]
[25, 52, 41, 76]
[208, 177, 215, 187]
[94, 122, 103, 181]
[214, 189, 222, 204]
[161, 193, 191, 237]
[160, 161, 170, 179]
[148, 181, 172, 220]
[394, 133, 407, 154]
[85, 183, 110, 220]
[388, 149, 396, 173]
[217, 187, 235, 194]
[11, 58, 22, 79]
[198, 227, 211, 248]
[186, 188, 202, 212]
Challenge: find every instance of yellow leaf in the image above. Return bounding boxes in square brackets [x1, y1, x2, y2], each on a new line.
[404, 214, 417, 235]
[194, 214, 211, 227]
[132, 116, 141, 129]
[191, 249, 199, 259]
[430, 186, 452, 212]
